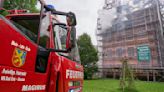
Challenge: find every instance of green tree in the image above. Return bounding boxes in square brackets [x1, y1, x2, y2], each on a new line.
[119, 58, 137, 92]
[2, 0, 38, 13]
[77, 33, 98, 79]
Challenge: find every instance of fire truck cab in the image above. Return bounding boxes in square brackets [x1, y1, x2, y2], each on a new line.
[0, 3, 83, 92]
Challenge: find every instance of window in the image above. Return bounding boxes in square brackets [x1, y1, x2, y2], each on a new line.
[39, 13, 50, 48]
[53, 25, 67, 50]
[35, 12, 51, 73]
[116, 48, 125, 57]
[126, 35, 133, 40]
[35, 50, 49, 73]
[53, 23, 81, 63]
[11, 14, 50, 48]
[127, 47, 135, 57]
[108, 49, 113, 58]
[116, 48, 123, 57]
[11, 15, 40, 43]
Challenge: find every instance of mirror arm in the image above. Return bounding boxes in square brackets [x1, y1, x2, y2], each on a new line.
[53, 23, 68, 30]
[53, 23, 66, 26]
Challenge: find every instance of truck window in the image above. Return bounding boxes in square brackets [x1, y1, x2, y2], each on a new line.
[10, 15, 40, 43]
[35, 12, 50, 73]
[10, 14, 50, 48]
[53, 25, 67, 50]
[53, 23, 81, 64]
[39, 13, 50, 48]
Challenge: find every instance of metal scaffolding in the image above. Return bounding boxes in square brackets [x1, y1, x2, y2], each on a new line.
[96, 0, 164, 80]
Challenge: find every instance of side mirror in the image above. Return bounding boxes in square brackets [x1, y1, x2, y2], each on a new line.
[66, 12, 77, 26]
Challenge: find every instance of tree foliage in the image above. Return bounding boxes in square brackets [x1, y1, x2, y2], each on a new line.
[3, 0, 38, 12]
[119, 58, 137, 92]
[77, 33, 98, 79]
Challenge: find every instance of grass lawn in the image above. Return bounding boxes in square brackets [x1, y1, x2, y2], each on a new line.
[83, 79, 164, 92]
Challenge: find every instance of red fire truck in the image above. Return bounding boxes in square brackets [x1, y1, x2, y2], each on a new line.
[0, 1, 83, 92]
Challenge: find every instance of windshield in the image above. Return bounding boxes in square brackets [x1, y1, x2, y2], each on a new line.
[10, 14, 50, 48]
[11, 15, 40, 43]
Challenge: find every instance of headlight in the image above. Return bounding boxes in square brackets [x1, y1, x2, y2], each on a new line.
[69, 89, 74, 92]
[69, 88, 81, 92]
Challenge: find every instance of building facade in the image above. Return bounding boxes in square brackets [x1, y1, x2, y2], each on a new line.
[96, 0, 164, 80]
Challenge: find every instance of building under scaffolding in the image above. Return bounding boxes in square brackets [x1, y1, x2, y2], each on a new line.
[96, 0, 164, 81]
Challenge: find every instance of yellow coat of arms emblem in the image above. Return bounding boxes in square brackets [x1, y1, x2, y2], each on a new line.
[12, 48, 27, 67]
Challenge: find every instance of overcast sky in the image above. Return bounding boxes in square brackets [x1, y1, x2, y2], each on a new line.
[45, 0, 104, 45]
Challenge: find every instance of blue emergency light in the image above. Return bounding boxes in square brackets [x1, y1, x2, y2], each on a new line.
[47, 5, 55, 10]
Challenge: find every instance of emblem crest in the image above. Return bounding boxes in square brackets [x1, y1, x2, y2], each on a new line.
[12, 48, 27, 67]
